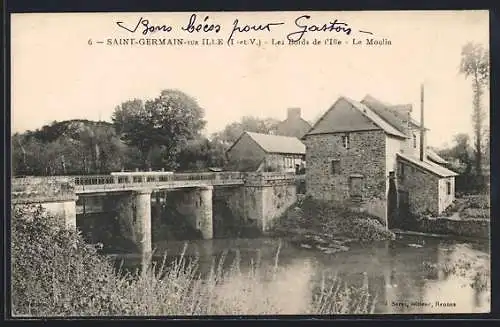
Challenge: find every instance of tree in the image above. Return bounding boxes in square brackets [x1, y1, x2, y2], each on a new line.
[459, 42, 489, 177]
[176, 137, 228, 171]
[112, 90, 206, 170]
[211, 116, 280, 145]
[12, 120, 129, 176]
[438, 133, 473, 174]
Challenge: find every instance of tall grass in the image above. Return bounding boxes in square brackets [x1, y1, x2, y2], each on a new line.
[11, 205, 376, 317]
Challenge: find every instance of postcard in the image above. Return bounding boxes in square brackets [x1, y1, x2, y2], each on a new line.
[10, 10, 490, 316]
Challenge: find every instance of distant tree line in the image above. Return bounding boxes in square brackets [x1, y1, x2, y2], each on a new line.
[12, 89, 283, 176]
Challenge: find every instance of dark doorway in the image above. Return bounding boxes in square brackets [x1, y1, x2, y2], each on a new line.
[397, 189, 410, 229]
[387, 172, 398, 229]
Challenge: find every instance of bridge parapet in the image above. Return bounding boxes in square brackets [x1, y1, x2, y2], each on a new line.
[71, 172, 244, 193]
[12, 177, 77, 204]
[243, 172, 296, 187]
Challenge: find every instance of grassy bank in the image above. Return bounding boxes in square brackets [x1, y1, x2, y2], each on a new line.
[441, 193, 490, 220]
[11, 205, 376, 317]
[270, 196, 395, 251]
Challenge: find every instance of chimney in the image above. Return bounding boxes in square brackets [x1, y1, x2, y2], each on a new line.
[287, 107, 301, 120]
[419, 83, 425, 161]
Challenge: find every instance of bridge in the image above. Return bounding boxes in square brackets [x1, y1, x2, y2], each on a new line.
[72, 172, 245, 194]
[12, 171, 299, 264]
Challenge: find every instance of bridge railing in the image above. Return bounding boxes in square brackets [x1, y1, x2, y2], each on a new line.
[73, 172, 245, 186]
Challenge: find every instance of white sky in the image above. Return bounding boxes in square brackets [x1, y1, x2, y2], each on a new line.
[11, 11, 489, 148]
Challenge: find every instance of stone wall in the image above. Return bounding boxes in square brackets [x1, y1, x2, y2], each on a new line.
[214, 173, 297, 232]
[262, 153, 304, 172]
[397, 159, 439, 215]
[244, 173, 298, 231]
[438, 177, 455, 213]
[12, 177, 78, 228]
[261, 183, 297, 231]
[304, 130, 387, 222]
[417, 217, 489, 239]
[12, 176, 76, 204]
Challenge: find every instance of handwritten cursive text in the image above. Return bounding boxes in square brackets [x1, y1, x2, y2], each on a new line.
[287, 15, 354, 42]
[116, 17, 173, 35]
[181, 14, 221, 33]
[227, 18, 284, 45]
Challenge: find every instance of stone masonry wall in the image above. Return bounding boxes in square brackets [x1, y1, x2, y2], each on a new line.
[12, 177, 78, 227]
[214, 173, 297, 232]
[12, 176, 76, 204]
[417, 217, 489, 239]
[261, 183, 297, 231]
[304, 130, 387, 222]
[397, 159, 439, 215]
[263, 154, 303, 172]
[438, 177, 455, 213]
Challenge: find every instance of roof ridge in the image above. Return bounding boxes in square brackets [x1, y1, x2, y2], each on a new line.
[246, 131, 302, 140]
[397, 152, 457, 177]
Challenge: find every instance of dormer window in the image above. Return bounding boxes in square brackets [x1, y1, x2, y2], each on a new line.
[413, 134, 417, 149]
[341, 134, 350, 149]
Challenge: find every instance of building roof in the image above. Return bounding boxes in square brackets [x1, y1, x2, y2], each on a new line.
[361, 95, 428, 134]
[234, 131, 306, 155]
[344, 97, 409, 138]
[275, 118, 312, 139]
[305, 96, 409, 139]
[426, 148, 448, 165]
[397, 153, 458, 177]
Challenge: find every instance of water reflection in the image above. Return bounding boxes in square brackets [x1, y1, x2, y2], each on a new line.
[112, 235, 490, 314]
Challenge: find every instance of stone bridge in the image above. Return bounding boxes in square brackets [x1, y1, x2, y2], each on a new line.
[12, 172, 298, 260]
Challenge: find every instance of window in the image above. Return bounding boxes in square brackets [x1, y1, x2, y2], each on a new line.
[341, 134, 350, 149]
[446, 180, 451, 195]
[413, 134, 417, 149]
[349, 175, 364, 200]
[398, 162, 405, 180]
[331, 159, 341, 174]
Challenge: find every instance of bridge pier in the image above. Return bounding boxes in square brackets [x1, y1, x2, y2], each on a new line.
[135, 189, 152, 263]
[196, 186, 213, 239]
[174, 186, 214, 239]
[113, 190, 152, 257]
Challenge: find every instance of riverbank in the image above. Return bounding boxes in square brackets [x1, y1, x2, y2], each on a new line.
[11, 204, 376, 316]
[410, 193, 490, 239]
[269, 196, 395, 253]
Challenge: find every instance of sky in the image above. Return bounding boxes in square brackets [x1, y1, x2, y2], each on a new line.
[11, 10, 489, 148]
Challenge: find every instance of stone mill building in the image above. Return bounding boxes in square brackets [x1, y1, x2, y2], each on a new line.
[302, 89, 457, 228]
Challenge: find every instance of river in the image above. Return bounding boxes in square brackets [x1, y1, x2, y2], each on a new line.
[108, 234, 490, 315]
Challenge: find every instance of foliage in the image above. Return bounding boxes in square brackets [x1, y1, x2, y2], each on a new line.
[112, 90, 206, 170]
[176, 137, 227, 171]
[11, 205, 120, 316]
[273, 196, 395, 242]
[211, 116, 280, 145]
[459, 42, 489, 178]
[12, 205, 375, 317]
[437, 133, 487, 193]
[12, 121, 127, 176]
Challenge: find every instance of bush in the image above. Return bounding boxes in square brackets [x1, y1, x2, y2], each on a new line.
[11, 205, 120, 316]
[273, 196, 394, 242]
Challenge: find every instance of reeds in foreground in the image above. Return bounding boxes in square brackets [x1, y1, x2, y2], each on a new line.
[12, 204, 376, 317]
